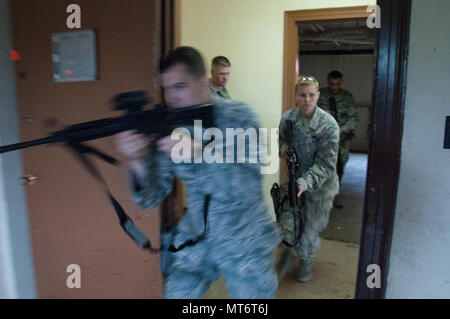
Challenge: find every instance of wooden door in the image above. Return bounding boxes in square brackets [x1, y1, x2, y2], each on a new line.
[11, 0, 162, 298]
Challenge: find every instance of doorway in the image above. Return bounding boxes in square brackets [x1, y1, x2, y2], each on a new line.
[276, 18, 375, 298]
[280, 2, 411, 298]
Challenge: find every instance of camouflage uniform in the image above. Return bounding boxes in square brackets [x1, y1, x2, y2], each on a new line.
[278, 106, 339, 264]
[129, 95, 280, 298]
[209, 83, 231, 99]
[317, 88, 358, 181]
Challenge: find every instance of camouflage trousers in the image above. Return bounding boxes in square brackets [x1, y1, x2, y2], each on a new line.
[161, 231, 278, 299]
[337, 142, 350, 182]
[278, 190, 335, 260]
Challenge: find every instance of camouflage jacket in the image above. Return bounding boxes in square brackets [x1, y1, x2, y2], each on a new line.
[279, 106, 340, 198]
[129, 95, 280, 271]
[317, 87, 358, 138]
[209, 84, 231, 99]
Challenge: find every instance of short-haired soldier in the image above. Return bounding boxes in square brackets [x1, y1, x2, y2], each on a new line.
[209, 56, 232, 99]
[317, 71, 359, 209]
[115, 47, 280, 298]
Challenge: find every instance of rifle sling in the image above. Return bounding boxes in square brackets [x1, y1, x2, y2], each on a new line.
[67, 141, 210, 255]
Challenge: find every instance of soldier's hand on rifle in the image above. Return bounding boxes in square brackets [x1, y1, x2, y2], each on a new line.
[157, 135, 188, 160]
[297, 184, 304, 197]
[285, 151, 297, 163]
[115, 130, 150, 187]
[157, 134, 202, 161]
[115, 130, 150, 160]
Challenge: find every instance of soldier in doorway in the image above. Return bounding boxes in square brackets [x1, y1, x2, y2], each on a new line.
[317, 71, 358, 209]
[277, 75, 340, 283]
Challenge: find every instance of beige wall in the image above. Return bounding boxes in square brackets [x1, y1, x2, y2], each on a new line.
[180, 0, 376, 210]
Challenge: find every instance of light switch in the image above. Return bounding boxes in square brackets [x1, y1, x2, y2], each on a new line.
[444, 116, 450, 149]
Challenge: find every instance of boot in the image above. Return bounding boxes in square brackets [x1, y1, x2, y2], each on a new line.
[296, 258, 312, 283]
[276, 247, 295, 282]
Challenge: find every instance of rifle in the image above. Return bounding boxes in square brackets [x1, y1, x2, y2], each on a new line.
[270, 119, 304, 247]
[1, 91, 214, 154]
[0, 90, 215, 253]
[285, 120, 301, 209]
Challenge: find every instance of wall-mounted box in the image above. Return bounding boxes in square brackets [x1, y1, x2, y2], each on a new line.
[52, 29, 97, 82]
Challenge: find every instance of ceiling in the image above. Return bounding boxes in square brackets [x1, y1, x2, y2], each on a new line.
[298, 19, 376, 52]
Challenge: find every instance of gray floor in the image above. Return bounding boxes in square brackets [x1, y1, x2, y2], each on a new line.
[203, 153, 368, 299]
[321, 153, 368, 244]
[204, 239, 360, 299]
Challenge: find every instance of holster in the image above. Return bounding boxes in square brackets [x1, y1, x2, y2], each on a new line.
[270, 182, 304, 247]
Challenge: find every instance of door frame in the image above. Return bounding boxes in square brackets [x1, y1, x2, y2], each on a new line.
[282, 5, 373, 112]
[282, 1, 411, 298]
[161, 0, 187, 228]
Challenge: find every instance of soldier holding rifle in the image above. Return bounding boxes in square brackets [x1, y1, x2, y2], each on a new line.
[115, 46, 280, 298]
[276, 75, 339, 283]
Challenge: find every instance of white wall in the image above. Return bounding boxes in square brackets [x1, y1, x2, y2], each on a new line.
[300, 54, 373, 152]
[386, 0, 450, 298]
[180, 0, 376, 209]
[0, 0, 37, 298]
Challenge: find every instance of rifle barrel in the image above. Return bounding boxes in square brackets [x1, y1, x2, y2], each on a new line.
[0, 135, 61, 154]
[0, 103, 215, 155]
